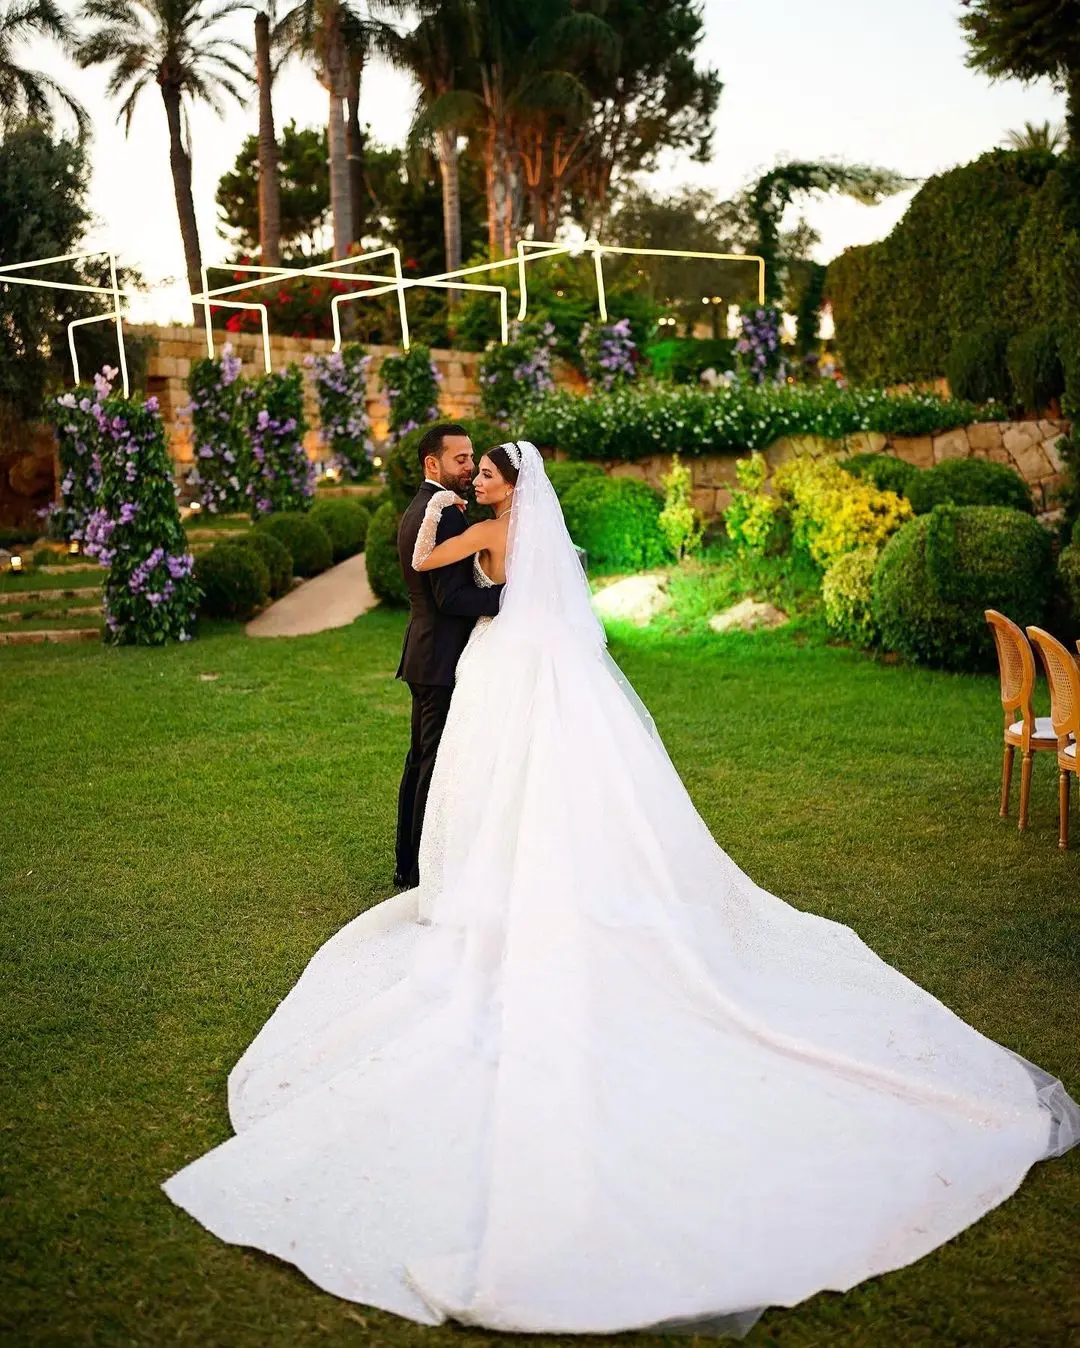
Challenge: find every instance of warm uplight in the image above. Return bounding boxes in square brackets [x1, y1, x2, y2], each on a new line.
[68, 540, 80, 555]
[10, 554, 22, 572]
[372, 456, 384, 469]
[701, 296, 710, 304]
[189, 500, 202, 514]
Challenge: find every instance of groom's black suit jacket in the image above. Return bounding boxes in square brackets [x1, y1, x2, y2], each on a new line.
[396, 481, 503, 688]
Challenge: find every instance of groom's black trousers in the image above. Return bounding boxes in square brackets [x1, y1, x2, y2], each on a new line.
[395, 682, 454, 888]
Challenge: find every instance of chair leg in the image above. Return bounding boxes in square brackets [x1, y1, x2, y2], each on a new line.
[1060, 770, 1071, 852]
[1000, 744, 1014, 818]
[1019, 750, 1034, 831]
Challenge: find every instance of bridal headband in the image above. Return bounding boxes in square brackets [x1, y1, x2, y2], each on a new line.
[500, 441, 523, 470]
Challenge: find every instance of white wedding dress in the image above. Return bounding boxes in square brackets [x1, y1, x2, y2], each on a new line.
[165, 442, 1079, 1337]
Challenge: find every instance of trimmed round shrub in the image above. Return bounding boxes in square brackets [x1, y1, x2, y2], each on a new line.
[365, 500, 408, 605]
[906, 457, 1033, 515]
[841, 453, 919, 500]
[561, 476, 669, 571]
[944, 325, 1012, 406]
[822, 547, 879, 648]
[196, 541, 269, 621]
[238, 529, 292, 598]
[254, 512, 333, 578]
[1007, 325, 1064, 414]
[1059, 541, 1080, 620]
[309, 498, 369, 561]
[387, 417, 505, 513]
[545, 460, 606, 502]
[872, 505, 1053, 670]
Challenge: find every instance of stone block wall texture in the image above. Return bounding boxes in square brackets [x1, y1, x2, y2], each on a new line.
[128, 325, 486, 469]
[562, 420, 1070, 520]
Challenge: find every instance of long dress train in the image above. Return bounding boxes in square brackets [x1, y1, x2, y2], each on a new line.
[164, 443, 1079, 1336]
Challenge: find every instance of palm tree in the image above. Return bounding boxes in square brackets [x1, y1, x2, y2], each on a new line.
[77, 0, 249, 322]
[279, 0, 397, 259]
[0, 0, 89, 136]
[253, 3, 281, 266]
[1005, 119, 1066, 153]
[382, 0, 471, 277]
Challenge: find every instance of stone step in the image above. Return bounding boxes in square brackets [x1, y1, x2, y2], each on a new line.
[0, 605, 104, 622]
[0, 628, 100, 646]
[0, 587, 101, 605]
[38, 564, 105, 575]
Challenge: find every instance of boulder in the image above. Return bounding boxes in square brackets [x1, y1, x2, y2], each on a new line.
[592, 573, 671, 626]
[709, 598, 789, 634]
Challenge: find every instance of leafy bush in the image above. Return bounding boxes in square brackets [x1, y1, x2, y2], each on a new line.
[561, 476, 669, 571]
[545, 460, 605, 502]
[520, 384, 1003, 463]
[365, 500, 408, 605]
[841, 452, 920, 499]
[308, 344, 375, 480]
[56, 370, 199, 645]
[245, 366, 313, 517]
[1059, 542, 1080, 620]
[196, 541, 269, 621]
[238, 529, 292, 598]
[1006, 325, 1065, 413]
[906, 457, 1033, 515]
[386, 417, 504, 513]
[772, 456, 913, 569]
[579, 318, 638, 391]
[380, 344, 440, 443]
[645, 337, 735, 384]
[658, 455, 704, 561]
[736, 305, 786, 384]
[309, 498, 369, 562]
[872, 505, 1052, 670]
[945, 326, 1013, 406]
[254, 512, 333, 577]
[822, 548, 879, 647]
[477, 322, 556, 422]
[185, 344, 249, 512]
[723, 452, 787, 556]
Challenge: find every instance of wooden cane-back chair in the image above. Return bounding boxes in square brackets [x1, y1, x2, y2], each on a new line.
[984, 610, 1058, 830]
[1025, 627, 1080, 850]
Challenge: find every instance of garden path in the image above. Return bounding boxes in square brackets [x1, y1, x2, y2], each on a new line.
[246, 554, 377, 638]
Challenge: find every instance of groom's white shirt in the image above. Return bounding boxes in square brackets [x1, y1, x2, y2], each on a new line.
[423, 479, 442, 490]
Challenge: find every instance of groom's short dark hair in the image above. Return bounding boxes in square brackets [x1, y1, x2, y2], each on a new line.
[417, 423, 469, 474]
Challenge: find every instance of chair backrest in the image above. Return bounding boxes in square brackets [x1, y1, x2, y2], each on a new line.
[985, 609, 1036, 725]
[1026, 627, 1080, 744]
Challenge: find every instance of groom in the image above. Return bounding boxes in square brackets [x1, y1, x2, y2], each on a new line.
[394, 423, 504, 888]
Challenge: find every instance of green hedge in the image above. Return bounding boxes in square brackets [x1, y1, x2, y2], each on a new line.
[561, 476, 669, 571]
[519, 384, 1002, 464]
[1006, 325, 1065, 414]
[827, 148, 1058, 387]
[645, 338, 736, 384]
[365, 500, 408, 606]
[309, 498, 369, 562]
[944, 326, 1013, 406]
[195, 541, 269, 621]
[238, 530, 292, 598]
[254, 512, 333, 578]
[545, 460, 606, 501]
[1059, 542, 1080, 621]
[906, 458, 1033, 515]
[872, 505, 1052, 670]
[840, 453, 920, 499]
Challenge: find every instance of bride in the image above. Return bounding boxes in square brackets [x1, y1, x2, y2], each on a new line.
[165, 440, 1078, 1337]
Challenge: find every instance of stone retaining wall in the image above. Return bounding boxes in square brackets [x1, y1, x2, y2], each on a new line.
[567, 420, 1070, 520]
[127, 326, 487, 470]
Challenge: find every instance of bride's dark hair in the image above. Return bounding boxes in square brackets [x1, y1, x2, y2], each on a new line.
[486, 444, 520, 486]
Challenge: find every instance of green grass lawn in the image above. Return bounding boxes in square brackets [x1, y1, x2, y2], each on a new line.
[1, 611, 1077, 1347]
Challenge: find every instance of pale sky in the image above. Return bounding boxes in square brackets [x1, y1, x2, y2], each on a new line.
[16, 0, 1067, 323]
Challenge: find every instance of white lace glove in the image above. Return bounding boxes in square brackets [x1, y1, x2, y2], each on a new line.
[412, 490, 466, 570]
